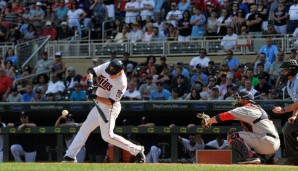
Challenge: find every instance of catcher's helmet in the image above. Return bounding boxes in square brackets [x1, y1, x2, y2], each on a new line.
[105, 59, 124, 75]
[280, 59, 298, 79]
[232, 91, 254, 107]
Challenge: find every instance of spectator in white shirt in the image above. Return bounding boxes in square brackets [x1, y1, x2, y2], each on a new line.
[124, 0, 140, 24]
[220, 26, 238, 51]
[140, 0, 155, 21]
[166, 2, 182, 28]
[123, 81, 142, 100]
[46, 74, 65, 101]
[189, 48, 210, 72]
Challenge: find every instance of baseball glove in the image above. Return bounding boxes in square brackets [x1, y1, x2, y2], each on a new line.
[197, 112, 211, 129]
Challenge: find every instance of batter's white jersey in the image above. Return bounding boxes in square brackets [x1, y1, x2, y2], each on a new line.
[287, 73, 298, 102]
[93, 62, 127, 102]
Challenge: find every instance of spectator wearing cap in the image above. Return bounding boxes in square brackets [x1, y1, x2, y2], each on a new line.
[223, 50, 240, 71]
[171, 61, 190, 79]
[139, 75, 157, 100]
[171, 75, 190, 99]
[7, 87, 21, 102]
[190, 6, 206, 38]
[203, 0, 221, 13]
[150, 82, 171, 100]
[57, 21, 74, 40]
[31, 88, 46, 102]
[253, 52, 271, 74]
[54, 113, 86, 162]
[46, 74, 66, 101]
[128, 21, 144, 42]
[54, 0, 69, 28]
[21, 83, 35, 102]
[69, 83, 87, 101]
[124, 0, 140, 24]
[207, 86, 223, 100]
[240, 79, 260, 97]
[50, 51, 66, 80]
[235, 64, 245, 81]
[123, 81, 142, 100]
[33, 51, 52, 74]
[42, 21, 57, 40]
[220, 27, 238, 51]
[140, 0, 155, 21]
[8, 111, 38, 162]
[65, 66, 83, 91]
[166, 2, 183, 28]
[122, 52, 138, 69]
[191, 64, 208, 86]
[189, 48, 210, 72]
[254, 73, 272, 96]
[30, 2, 45, 27]
[203, 60, 217, 77]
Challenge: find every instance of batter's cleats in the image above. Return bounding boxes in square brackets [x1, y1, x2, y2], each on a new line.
[238, 157, 261, 164]
[135, 146, 146, 163]
[62, 156, 77, 163]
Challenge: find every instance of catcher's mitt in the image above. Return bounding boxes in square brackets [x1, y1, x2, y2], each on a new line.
[197, 112, 211, 129]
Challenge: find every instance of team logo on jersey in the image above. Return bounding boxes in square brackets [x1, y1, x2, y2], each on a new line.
[97, 75, 113, 91]
[116, 90, 123, 99]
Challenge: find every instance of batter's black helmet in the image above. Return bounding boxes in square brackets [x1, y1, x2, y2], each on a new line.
[105, 59, 124, 75]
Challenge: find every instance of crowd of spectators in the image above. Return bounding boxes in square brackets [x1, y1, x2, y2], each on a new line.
[0, 0, 297, 44]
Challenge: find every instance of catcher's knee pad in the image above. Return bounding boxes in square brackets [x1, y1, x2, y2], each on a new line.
[227, 131, 255, 160]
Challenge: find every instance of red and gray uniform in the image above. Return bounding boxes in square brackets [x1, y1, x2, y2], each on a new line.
[216, 103, 280, 155]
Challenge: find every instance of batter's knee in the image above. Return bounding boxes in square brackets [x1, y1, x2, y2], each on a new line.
[101, 133, 115, 143]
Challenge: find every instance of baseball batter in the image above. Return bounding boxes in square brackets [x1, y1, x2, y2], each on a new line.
[62, 59, 146, 163]
[202, 91, 280, 164]
[272, 59, 298, 165]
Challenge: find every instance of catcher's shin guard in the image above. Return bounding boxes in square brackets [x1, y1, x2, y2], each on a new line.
[227, 131, 256, 161]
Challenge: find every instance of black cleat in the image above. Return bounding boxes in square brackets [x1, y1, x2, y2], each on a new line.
[62, 156, 77, 163]
[135, 146, 146, 163]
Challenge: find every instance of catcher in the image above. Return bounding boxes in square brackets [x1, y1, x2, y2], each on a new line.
[198, 91, 280, 164]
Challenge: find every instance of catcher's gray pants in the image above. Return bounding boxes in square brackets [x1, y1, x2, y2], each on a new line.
[282, 117, 298, 162]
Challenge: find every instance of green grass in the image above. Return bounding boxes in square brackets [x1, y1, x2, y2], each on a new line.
[0, 163, 297, 171]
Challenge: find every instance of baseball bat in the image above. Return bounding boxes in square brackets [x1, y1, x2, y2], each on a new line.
[92, 99, 109, 123]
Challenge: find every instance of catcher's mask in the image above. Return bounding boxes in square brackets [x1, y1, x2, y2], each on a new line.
[280, 59, 298, 80]
[232, 91, 254, 107]
[105, 59, 124, 75]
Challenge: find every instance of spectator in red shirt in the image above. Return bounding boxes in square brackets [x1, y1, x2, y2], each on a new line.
[0, 66, 13, 101]
[42, 21, 57, 40]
